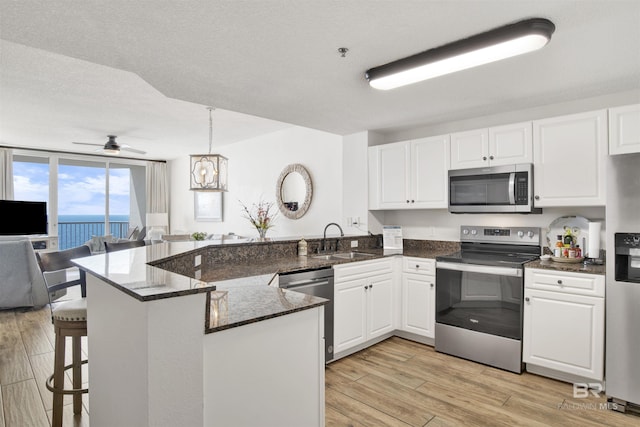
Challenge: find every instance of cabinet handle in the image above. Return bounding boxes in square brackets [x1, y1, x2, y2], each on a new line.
[525, 297, 530, 302]
[415, 264, 420, 268]
[364, 285, 368, 290]
[430, 283, 434, 288]
[411, 200, 415, 203]
[557, 280, 563, 286]
[406, 200, 410, 203]
[489, 155, 494, 160]
[535, 195, 540, 200]
[370, 284, 374, 289]
[482, 156, 487, 161]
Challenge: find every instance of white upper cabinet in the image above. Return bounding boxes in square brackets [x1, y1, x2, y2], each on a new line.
[450, 129, 488, 169]
[410, 136, 450, 208]
[532, 109, 607, 207]
[488, 122, 533, 166]
[368, 135, 449, 210]
[609, 104, 640, 155]
[370, 141, 408, 209]
[450, 122, 532, 169]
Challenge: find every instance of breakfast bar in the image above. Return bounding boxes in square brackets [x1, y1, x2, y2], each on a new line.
[72, 240, 344, 427]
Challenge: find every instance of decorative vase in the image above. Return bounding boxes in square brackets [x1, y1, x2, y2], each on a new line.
[257, 228, 267, 240]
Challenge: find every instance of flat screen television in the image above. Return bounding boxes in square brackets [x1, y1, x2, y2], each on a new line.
[0, 200, 48, 235]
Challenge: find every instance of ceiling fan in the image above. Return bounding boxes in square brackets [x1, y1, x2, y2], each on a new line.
[72, 135, 147, 155]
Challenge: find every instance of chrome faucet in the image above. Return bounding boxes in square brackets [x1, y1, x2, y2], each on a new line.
[321, 222, 344, 252]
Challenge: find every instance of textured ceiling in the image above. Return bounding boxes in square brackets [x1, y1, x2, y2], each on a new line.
[1, 1, 639, 160]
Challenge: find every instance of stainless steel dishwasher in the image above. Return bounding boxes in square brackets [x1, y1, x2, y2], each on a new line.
[279, 267, 334, 363]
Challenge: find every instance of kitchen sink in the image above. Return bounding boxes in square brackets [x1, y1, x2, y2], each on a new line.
[312, 252, 376, 261]
[332, 252, 376, 260]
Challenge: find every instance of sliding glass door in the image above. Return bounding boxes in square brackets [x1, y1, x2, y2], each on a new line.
[13, 152, 146, 249]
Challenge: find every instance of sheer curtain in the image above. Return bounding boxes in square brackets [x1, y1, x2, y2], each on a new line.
[146, 160, 168, 213]
[0, 148, 14, 200]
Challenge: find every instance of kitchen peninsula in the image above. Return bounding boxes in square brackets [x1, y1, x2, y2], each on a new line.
[72, 239, 369, 427]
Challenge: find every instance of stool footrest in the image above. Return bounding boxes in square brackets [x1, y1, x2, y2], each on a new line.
[46, 359, 89, 395]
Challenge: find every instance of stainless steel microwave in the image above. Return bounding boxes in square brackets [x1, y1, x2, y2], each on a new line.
[448, 164, 541, 214]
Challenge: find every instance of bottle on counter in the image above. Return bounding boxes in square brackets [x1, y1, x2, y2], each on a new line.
[555, 235, 563, 257]
[563, 230, 573, 247]
[297, 238, 307, 256]
[575, 245, 582, 258]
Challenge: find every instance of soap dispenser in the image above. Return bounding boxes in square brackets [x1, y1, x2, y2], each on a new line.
[297, 238, 307, 256]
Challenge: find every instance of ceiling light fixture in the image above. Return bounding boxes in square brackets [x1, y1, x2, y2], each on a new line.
[365, 18, 555, 90]
[189, 107, 228, 192]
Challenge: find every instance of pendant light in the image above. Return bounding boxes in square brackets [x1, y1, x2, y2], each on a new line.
[366, 18, 555, 90]
[189, 107, 228, 191]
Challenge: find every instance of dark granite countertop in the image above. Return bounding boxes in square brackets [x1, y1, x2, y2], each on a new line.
[525, 259, 606, 275]
[72, 236, 451, 335]
[72, 240, 392, 334]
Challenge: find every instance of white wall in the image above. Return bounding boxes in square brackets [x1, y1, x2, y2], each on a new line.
[168, 126, 343, 239]
[383, 207, 606, 249]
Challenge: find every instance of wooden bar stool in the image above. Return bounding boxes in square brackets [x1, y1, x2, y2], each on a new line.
[36, 246, 91, 427]
[46, 300, 88, 427]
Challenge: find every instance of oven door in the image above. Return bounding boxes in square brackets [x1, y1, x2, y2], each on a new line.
[435, 261, 524, 340]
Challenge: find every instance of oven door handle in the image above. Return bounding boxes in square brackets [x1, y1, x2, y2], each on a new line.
[436, 261, 523, 277]
[508, 172, 516, 205]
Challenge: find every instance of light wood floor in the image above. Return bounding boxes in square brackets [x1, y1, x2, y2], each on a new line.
[2, 299, 638, 427]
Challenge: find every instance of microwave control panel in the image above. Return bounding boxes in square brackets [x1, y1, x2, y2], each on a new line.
[514, 173, 529, 204]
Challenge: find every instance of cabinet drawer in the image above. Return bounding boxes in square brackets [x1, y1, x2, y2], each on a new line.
[525, 268, 604, 297]
[333, 258, 394, 282]
[402, 257, 435, 275]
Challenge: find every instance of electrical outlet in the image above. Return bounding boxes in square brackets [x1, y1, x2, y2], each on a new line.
[194, 254, 202, 267]
[351, 240, 358, 248]
[347, 217, 352, 226]
[352, 217, 360, 225]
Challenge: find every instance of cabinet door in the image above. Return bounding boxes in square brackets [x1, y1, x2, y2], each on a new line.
[523, 289, 604, 380]
[334, 278, 367, 353]
[367, 274, 394, 339]
[488, 122, 533, 166]
[609, 104, 640, 155]
[410, 135, 450, 208]
[532, 110, 607, 206]
[401, 273, 435, 338]
[450, 129, 489, 169]
[377, 142, 410, 208]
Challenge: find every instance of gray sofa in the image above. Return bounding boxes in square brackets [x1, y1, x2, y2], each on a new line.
[0, 236, 50, 309]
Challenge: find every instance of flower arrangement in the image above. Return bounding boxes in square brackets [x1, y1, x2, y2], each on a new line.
[239, 199, 278, 239]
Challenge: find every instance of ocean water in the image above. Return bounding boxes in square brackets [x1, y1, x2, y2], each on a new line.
[58, 215, 130, 250]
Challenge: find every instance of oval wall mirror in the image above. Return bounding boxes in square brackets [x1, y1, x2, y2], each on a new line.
[276, 164, 313, 219]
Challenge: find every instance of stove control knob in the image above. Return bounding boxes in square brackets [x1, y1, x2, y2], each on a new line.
[462, 229, 469, 235]
[527, 231, 535, 238]
[470, 229, 477, 236]
[518, 231, 524, 238]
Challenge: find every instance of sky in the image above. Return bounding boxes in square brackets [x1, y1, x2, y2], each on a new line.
[13, 160, 131, 216]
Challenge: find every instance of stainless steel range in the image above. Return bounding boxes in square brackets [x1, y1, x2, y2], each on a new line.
[435, 226, 541, 373]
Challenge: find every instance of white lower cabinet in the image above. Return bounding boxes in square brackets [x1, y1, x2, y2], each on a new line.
[401, 257, 435, 338]
[523, 268, 604, 381]
[333, 258, 395, 354]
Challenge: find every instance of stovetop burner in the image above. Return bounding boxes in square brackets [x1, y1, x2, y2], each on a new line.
[436, 225, 542, 267]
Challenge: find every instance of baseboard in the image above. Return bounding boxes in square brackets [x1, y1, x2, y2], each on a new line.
[525, 363, 603, 386]
[331, 330, 434, 362]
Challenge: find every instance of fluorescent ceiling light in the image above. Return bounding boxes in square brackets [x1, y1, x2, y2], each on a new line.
[366, 18, 555, 90]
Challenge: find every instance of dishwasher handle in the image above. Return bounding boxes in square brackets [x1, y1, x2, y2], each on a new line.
[281, 278, 331, 290]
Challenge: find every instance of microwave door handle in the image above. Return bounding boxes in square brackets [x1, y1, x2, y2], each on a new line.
[508, 172, 516, 205]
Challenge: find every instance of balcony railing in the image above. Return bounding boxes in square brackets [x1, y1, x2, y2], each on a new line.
[58, 221, 130, 250]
